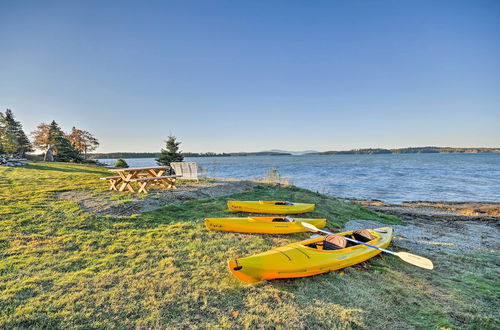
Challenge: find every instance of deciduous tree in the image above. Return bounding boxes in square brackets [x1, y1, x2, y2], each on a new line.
[67, 127, 99, 160]
[31, 121, 63, 151]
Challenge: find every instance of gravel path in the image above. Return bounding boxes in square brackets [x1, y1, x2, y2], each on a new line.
[58, 180, 259, 216]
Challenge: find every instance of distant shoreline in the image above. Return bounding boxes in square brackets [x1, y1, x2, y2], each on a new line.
[88, 147, 499, 159]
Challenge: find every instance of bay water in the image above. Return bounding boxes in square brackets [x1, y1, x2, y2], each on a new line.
[98, 153, 500, 203]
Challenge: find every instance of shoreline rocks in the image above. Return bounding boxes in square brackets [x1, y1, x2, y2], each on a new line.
[0, 156, 28, 166]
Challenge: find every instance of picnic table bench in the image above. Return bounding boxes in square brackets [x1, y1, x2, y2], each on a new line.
[100, 166, 180, 193]
[99, 176, 122, 191]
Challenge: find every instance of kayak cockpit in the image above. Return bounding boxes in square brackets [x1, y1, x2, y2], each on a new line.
[259, 200, 294, 206]
[271, 217, 294, 222]
[303, 229, 380, 251]
[248, 216, 295, 223]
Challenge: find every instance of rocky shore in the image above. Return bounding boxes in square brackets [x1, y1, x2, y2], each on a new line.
[346, 199, 499, 220]
[342, 199, 499, 257]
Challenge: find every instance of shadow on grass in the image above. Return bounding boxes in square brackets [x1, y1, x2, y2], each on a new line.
[108, 185, 402, 232]
[119, 198, 230, 228]
[24, 163, 108, 175]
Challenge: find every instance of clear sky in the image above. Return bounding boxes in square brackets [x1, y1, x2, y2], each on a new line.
[1, 0, 499, 153]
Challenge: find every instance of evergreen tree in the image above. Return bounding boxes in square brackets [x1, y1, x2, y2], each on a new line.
[156, 135, 184, 168]
[14, 128, 33, 157]
[0, 112, 17, 155]
[53, 134, 83, 162]
[47, 120, 64, 147]
[0, 109, 33, 157]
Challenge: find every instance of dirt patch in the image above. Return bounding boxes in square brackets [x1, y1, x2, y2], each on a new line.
[57, 180, 259, 216]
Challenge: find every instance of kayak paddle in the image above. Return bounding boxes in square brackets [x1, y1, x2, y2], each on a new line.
[301, 222, 434, 270]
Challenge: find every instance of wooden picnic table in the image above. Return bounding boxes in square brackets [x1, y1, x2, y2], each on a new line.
[101, 166, 180, 193]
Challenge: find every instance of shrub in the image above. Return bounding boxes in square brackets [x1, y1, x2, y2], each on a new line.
[114, 158, 129, 168]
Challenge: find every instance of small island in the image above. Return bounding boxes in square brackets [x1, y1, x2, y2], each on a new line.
[316, 146, 500, 155]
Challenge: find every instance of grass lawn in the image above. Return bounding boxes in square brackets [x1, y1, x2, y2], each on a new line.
[0, 163, 498, 329]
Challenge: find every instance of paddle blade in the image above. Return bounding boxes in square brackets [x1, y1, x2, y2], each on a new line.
[300, 221, 319, 232]
[396, 252, 434, 270]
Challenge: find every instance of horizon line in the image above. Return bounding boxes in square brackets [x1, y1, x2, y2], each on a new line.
[85, 146, 500, 155]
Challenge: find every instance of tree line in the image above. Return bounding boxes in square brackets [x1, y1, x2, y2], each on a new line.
[0, 108, 99, 162]
[0, 108, 185, 167]
[318, 147, 500, 155]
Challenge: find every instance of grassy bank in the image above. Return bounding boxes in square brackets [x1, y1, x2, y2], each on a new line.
[0, 163, 498, 328]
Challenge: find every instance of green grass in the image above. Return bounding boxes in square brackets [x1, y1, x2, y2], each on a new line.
[0, 163, 498, 329]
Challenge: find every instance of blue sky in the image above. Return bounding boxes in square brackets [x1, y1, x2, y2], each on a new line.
[1, 0, 499, 152]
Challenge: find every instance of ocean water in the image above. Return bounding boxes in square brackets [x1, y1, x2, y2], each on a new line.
[98, 153, 500, 203]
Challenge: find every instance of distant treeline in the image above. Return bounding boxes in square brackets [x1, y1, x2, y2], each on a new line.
[89, 151, 292, 159]
[316, 147, 500, 155]
[89, 147, 499, 159]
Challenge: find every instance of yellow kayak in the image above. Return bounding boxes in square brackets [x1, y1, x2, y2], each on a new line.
[227, 200, 315, 214]
[228, 227, 393, 283]
[204, 217, 326, 234]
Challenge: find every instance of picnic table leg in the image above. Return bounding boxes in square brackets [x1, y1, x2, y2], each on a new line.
[147, 169, 166, 177]
[109, 177, 123, 191]
[126, 183, 136, 193]
[118, 172, 129, 192]
[155, 177, 167, 188]
[119, 172, 137, 193]
[138, 181, 149, 193]
[164, 178, 177, 189]
[109, 179, 117, 191]
[145, 169, 168, 189]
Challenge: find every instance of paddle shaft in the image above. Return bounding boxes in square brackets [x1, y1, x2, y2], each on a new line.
[311, 227, 397, 256]
[301, 222, 433, 269]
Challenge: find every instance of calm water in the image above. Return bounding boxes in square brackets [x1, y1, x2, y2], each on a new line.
[98, 154, 500, 203]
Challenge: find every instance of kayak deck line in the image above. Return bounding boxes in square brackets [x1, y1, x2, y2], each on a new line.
[293, 247, 311, 259]
[227, 200, 315, 214]
[205, 216, 326, 234]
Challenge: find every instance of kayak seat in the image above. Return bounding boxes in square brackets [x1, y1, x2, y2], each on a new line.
[352, 229, 376, 242]
[323, 234, 347, 250]
[275, 201, 293, 206]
